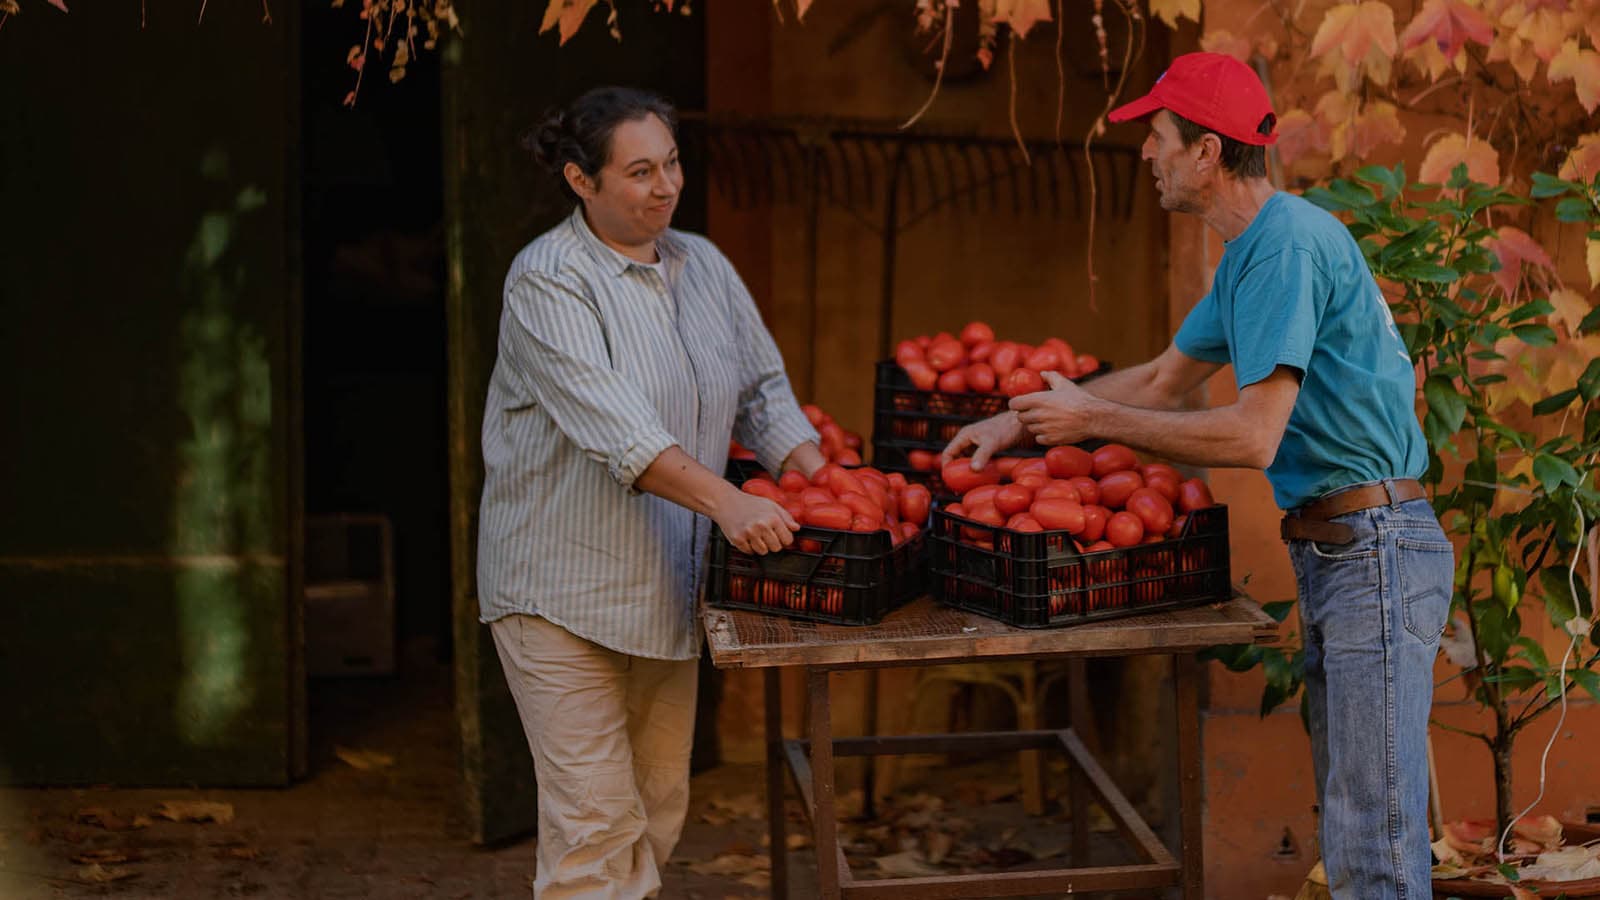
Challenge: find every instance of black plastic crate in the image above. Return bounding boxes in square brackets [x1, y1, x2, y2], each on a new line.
[930, 504, 1230, 628]
[724, 456, 770, 484]
[706, 524, 926, 626]
[872, 359, 1111, 447]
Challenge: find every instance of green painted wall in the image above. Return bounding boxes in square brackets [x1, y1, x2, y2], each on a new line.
[0, 3, 300, 785]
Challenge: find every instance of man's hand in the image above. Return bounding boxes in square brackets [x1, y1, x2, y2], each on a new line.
[941, 410, 1029, 471]
[713, 489, 800, 556]
[1010, 371, 1102, 446]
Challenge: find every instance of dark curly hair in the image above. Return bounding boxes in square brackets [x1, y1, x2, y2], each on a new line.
[524, 87, 679, 203]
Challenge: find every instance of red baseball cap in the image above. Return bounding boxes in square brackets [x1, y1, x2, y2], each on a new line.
[1108, 52, 1278, 146]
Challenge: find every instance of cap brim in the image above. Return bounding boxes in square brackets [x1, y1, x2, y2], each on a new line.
[1107, 93, 1163, 124]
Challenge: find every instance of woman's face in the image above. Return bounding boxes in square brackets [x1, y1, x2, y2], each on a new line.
[569, 114, 682, 248]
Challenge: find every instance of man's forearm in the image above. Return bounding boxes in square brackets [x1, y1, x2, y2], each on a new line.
[1078, 361, 1185, 410]
[1084, 400, 1274, 469]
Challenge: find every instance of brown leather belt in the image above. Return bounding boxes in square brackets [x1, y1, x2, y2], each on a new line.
[1280, 479, 1426, 544]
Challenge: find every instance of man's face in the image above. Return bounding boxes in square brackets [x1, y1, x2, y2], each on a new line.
[1141, 110, 1206, 213]
[577, 114, 683, 246]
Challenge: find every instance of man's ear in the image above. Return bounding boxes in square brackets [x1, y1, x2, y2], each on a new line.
[563, 162, 595, 199]
[1194, 133, 1224, 173]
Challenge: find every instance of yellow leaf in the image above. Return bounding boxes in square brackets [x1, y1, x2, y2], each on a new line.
[1551, 287, 1595, 336]
[1275, 108, 1327, 166]
[1149, 0, 1201, 29]
[991, 0, 1053, 38]
[1498, 3, 1567, 62]
[1311, 2, 1398, 90]
[539, 0, 598, 45]
[1404, 38, 1459, 80]
[1351, 100, 1406, 157]
[1589, 239, 1600, 289]
[1201, 28, 1253, 62]
[1418, 132, 1500, 186]
[1486, 27, 1541, 82]
[1549, 39, 1600, 114]
[1560, 131, 1600, 182]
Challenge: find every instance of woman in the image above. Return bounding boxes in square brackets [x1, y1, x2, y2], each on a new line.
[476, 86, 825, 898]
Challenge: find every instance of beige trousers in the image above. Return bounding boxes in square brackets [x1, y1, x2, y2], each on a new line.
[490, 614, 698, 899]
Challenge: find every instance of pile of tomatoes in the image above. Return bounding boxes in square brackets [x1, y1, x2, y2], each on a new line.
[730, 404, 864, 467]
[738, 463, 933, 549]
[940, 443, 1216, 552]
[895, 321, 1103, 398]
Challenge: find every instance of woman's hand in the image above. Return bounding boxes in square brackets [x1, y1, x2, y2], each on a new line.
[714, 488, 801, 555]
[941, 410, 1031, 471]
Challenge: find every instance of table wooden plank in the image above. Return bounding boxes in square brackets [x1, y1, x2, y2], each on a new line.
[703, 595, 1277, 670]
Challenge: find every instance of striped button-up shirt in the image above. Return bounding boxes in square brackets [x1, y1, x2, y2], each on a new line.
[477, 208, 817, 660]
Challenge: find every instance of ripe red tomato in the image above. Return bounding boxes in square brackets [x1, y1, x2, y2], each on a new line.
[914, 334, 932, 348]
[860, 479, 894, 516]
[1143, 472, 1180, 504]
[796, 538, 823, 553]
[1075, 354, 1100, 375]
[800, 487, 834, 508]
[902, 360, 938, 391]
[1014, 474, 1049, 490]
[783, 498, 806, 521]
[995, 484, 1035, 517]
[960, 321, 996, 346]
[968, 340, 995, 362]
[1045, 445, 1094, 479]
[898, 483, 932, 525]
[1125, 487, 1175, 535]
[1006, 513, 1044, 532]
[962, 503, 1003, 541]
[1141, 533, 1167, 544]
[994, 456, 1022, 478]
[1012, 458, 1050, 481]
[963, 484, 1001, 508]
[834, 448, 862, 466]
[801, 404, 828, 427]
[1024, 347, 1062, 372]
[805, 503, 853, 530]
[965, 362, 997, 393]
[1140, 462, 1181, 483]
[886, 472, 908, 490]
[1080, 504, 1110, 542]
[1030, 498, 1086, 534]
[1035, 480, 1080, 503]
[810, 462, 841, 486]
[937, 368, 969, 393]
[1001, 367, 1046, 397]
[849, 514, 879, 533]
[1068, 476, 1100, 505]
[742, 479, 785, 502]
[941, 458, 1003, 494]
[990, 342, 1022, 378]
[1083, 540, 1114, 553]
[827, 467, 868, 498]
[855, 466, 888, 486]
[926, 339, 966, 372]
[779, 471, 809, 493]
[907, 449, 940, 471]
[899, 521, 920, 541]
[1178, 478, 1215, 512]
[1105, 511, 1144, 547]
[1097, 470, 1145, 509]
[1168, 513, 1188, 538]
[895, 340, 925, 366]
[1091, 443, 1140, 477]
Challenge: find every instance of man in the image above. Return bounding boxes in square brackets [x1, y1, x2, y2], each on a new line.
[943, 52, 1454, 899]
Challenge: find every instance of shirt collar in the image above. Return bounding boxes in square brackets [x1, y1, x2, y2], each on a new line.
[566, 206, 686, 279]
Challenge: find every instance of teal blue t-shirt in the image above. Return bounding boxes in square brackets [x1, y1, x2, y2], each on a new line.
[1174, 191, 1426, 510]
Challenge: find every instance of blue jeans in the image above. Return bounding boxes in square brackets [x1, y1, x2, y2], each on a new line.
[1288, 488, 1453, 899]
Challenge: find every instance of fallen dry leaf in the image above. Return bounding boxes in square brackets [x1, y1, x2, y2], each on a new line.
[924, 829, 955, 864]
[873, 849, 945, 878]
[785, 833, 810, 850]
[334, 747, 395, 771]
[70, 848, 142, 865]
[76, 862, 138, 883]
[683, 852, 766, 877]
[152, 800, 234, 825]
[72, 808, 145, 832]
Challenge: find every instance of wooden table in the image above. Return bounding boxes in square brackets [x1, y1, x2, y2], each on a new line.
[702, 595, 1277, 899]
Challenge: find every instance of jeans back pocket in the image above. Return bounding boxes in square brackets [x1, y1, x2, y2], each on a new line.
[1397, 537, 1454, 643]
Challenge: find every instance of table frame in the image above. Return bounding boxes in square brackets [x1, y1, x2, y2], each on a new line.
[707, 596, 1276, 899]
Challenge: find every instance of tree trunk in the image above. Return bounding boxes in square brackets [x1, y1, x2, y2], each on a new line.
[1493, 732, 1514, 847]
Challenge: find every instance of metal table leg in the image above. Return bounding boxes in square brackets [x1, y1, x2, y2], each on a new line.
[766, 667, 789, 900]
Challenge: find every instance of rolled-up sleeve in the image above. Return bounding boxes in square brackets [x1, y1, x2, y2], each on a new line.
[500, 271, 678, 487]
[721, 257, 818, 474]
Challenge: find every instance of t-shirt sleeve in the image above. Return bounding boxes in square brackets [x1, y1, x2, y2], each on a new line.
[1228, 247, 1322, 390]
[1173, 291, 1231, 364]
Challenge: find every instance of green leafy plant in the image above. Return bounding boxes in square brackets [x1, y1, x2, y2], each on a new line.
[1210, 163, 1600, 844]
